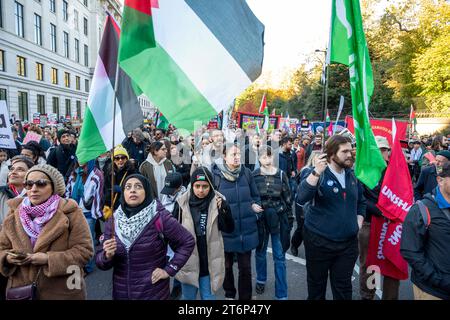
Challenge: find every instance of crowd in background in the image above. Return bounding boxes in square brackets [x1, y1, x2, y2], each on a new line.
[0, 118, 449, 300]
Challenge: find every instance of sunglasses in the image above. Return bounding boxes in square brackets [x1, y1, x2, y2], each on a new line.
[23, 179, 52, 189]
[114, 156, 128, 161]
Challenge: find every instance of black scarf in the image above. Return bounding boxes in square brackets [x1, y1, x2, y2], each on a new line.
[189, 186, 215, 237]
[120, 174, 154, 218]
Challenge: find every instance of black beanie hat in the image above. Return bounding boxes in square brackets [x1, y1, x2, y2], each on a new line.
[190, 167, 214, 188]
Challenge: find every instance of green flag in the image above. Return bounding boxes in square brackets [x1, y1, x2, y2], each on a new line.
[328, 0, 386, 188]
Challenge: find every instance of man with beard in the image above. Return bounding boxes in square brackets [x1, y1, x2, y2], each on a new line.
[305, 134, 323, 164]
[297, 135, 366, 300]
[47, 128, 77, 181]
[279, 137, 298, 196]
[191, 129, 224, 173]
[244, 134, 262, 172]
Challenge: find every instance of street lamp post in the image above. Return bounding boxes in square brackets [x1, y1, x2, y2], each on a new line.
[315, 49, 329, 129]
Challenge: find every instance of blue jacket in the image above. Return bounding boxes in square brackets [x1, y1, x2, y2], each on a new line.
[297, 166, 366, 242]
[211, 164, 261, 253]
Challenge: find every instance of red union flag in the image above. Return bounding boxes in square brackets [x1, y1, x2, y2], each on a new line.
[376, 120, 414, 222]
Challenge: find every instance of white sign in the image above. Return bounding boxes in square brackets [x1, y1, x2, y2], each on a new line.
[0, 101, 17, 149]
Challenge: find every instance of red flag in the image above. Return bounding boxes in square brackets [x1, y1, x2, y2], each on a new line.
[259, 93, 267, 114]
[366, 216, 408, 280]
[376, 120, 414, 222]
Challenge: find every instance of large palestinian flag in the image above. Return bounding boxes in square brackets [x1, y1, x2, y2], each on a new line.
[119, 0, 265, 132]
[76, 14, 143, 164]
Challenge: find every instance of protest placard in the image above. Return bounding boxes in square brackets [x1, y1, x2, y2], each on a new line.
[0, 101, 17, 149]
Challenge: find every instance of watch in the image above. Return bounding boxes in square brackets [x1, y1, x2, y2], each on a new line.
[311, 170, 320, 177]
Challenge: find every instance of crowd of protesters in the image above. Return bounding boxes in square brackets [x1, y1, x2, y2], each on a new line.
[0, 117, 449, 301]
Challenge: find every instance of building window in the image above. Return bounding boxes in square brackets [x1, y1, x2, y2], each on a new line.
[76, 100, 81, 119]
[50, 24, 57, 52]
[63, 1, 68, 21]
[74, 9, 79, 30]
[34, 14, 42, 46]
[0, 49, 4, 72]
[64, 72, 70, 88]
[63, 31, 69, 58]
[65, 99, 71, 117]
[37, 94, 45, 114]
[51, 67, 58, 84]
[75, 76, 80, 90]
[74, 39, 79, 63]
[49, 0, 55, 13]
[36, 62, 43, 81]
[83, 17, 88, 36]
[15, 2, 24, 38]
[18, 91, 28, 121]
[84, 45, 88, 66]
[85, 79, 89, 92]
[0, 0, 3, 28]
[17, 56, 26, 77]
[52, 96, 59, 117]
[83, 0, 88, 7]
[0, 88, 6, 102]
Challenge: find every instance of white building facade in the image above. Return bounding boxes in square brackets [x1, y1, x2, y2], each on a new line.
[0, 0, 122, 122]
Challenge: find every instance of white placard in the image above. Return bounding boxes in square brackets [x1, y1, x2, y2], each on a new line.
[0, 101, 17, 149]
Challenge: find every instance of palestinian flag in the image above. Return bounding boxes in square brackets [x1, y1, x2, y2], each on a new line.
[156, 112, 169, 130]
[119, 0, 264, 132]
[76, 14, 142, 164]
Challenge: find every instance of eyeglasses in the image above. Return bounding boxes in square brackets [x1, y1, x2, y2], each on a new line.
[124, 183, 144, 191]
[114, 156, 128, 161]
[23, 179, 52, 190]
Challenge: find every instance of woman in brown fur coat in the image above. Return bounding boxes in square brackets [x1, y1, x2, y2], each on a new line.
[0, 164, 93, 300]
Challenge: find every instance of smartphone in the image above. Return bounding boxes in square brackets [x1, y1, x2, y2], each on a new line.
[7, 250, 28, 260]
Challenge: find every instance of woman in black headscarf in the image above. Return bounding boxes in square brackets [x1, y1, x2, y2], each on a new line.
[96, 174, 195, 300]
[173, 167, 234, 300]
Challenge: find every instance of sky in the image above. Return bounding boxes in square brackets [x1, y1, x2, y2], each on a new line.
[246, 0, 332, 88]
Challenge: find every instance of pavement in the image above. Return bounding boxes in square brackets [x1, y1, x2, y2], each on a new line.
[86, 223, 414, 300]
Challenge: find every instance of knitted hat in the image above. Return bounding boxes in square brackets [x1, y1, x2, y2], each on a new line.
[190, 167, 213, 188]
[25, 164, 66, 196]
[437, 150, 450, 161]
[113, 145, 129, 159]
[57, 129, 70, 142]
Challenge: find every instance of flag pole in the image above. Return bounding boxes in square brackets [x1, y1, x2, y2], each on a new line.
[110, 11, 121, 239]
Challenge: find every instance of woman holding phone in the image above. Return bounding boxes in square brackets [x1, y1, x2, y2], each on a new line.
[0, 164, 94, 300]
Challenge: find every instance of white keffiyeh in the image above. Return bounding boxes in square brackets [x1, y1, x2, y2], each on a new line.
[114, 200, 158, 250]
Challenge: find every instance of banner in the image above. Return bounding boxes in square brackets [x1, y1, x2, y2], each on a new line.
[39, 114, 48, 127]
[33, 113, 41, 124]
[0, 101, 17, 149]
[23, 132, 42, 144]
[366, 215, 408, 280]
[236, 112, 280, 130]
[48, 113, 58, 125]
[345, 116, 408, 143]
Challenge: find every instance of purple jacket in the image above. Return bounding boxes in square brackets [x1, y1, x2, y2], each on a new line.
[95, 201, 195, 300]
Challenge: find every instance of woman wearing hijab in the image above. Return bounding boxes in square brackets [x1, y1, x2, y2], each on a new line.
[65, 159, 104, 274]
[211, 143, 263, 301]
[0, 164, 93, 300]
[173, 167, 234, 300]
[95, 174, 195, 300]
[140, 141, 175, 201]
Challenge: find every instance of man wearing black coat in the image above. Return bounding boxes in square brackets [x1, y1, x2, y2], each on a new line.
[47, 129, 77, 180]
[414, 151, 450, 200]
[401, 162, 450, 300]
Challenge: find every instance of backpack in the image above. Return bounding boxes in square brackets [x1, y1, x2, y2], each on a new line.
[416, 200, 431, 229]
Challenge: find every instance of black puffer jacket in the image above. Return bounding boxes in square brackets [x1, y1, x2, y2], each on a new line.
[401, 193, 450, 299]
[252, 168, 293, 233]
